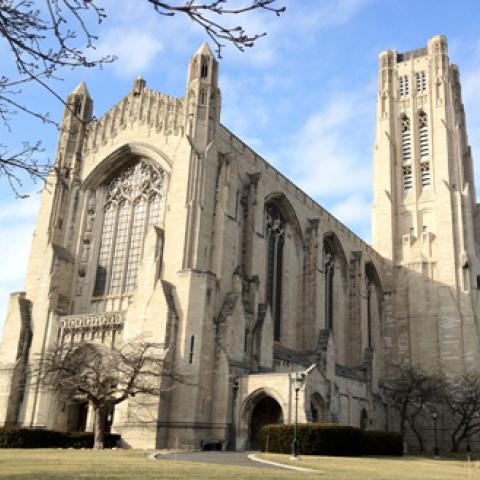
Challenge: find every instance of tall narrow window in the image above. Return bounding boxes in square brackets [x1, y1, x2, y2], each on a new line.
[265, 203, 285, 342]
[415, 70, 427, 93]
[401, 115, 411, 163]
[367, 285, 372, 348]
[93, 160, 166, 297]
[399, 75, 409, 97]
[419, 110, 431, 188]
[403, 166, 413, 191]
[416, 71, 427, 92]
[419, 111, 429, 160]
[200, 61, 208, 79]
[189, 335, 195, 364]
[421, 162, 431, 187]
[324, 244, 335, 331]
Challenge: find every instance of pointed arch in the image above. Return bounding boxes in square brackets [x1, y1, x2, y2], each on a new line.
[264, 192, 304, 246]
[365, 261, 384, 348]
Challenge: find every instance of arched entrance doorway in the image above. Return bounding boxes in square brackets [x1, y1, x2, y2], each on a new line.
[249, 396, 283, 450]
[309, 393, 327, 423]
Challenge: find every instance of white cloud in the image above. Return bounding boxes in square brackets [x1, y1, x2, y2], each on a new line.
[95, 28, 163, 77]
[273, 84, 376, 200]
[331, 193, 371, 224]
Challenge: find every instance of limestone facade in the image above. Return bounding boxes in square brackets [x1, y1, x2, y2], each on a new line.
[0, 37, 478, 450]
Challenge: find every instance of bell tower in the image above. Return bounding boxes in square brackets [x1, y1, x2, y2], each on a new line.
[372, 35, 480, 374]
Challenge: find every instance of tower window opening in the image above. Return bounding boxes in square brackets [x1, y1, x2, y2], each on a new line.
[199, 89, 207, 105]
[399, 75, 409, 97]
[401, 115, 411, 163]
[416, 71, 427, 92]
[201, 62, 208, 79]
[419, 111, 429, 160]
[421, 162, 431, 187]
[403, 166, 413, 191]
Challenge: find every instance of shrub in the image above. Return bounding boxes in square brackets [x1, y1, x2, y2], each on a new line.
[260, 424, 363, 456]
[0, 428, 120, 449]
[361, 430, 403, 456]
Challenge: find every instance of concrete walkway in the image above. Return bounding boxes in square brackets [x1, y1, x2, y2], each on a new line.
[155, 451, 281, 470]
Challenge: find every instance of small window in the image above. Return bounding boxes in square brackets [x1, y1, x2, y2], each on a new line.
[409, 227, 415, 236]
[476, 275, 480, 290]
[199, 89, 207, 105]
[399, 75, 409, 97]
[421, 162, 431, 187]
[74, 100, 82, 115]
[416, 71, 427, 93]
[189, 335, 195, 364]
[419, 111, 429, 160]
[206, 288, 211, 305]
[403, 166, 413, 191]
[201, 62, 208, 79]
[422, 225, 427, 233]
[401, 115, 411, 163]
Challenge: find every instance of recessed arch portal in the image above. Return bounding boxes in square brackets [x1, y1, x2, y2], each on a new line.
[242, 389, 284, 450]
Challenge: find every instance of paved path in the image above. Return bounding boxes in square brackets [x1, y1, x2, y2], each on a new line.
[155, 451, 281, 470]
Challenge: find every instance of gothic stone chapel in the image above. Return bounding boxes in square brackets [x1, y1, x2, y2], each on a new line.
[1, 35, 480, 450]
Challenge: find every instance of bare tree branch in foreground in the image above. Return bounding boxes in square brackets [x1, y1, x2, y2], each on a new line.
[37, 340, 185, 449]
[0, 0, 285, 196]
[148, 0, 286, 57]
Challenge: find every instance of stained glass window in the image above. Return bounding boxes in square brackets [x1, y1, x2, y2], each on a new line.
[93, 160, 166, 297]
[265, 203, 285, 342]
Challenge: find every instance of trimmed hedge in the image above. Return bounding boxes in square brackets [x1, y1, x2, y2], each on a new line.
[260, 424, 403, 456]
[0, 428, 120, 449]
[361, 430, 403, 456]
[260, 424, 363, 456]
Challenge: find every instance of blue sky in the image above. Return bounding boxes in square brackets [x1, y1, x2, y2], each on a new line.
[2, 0, 480, 327]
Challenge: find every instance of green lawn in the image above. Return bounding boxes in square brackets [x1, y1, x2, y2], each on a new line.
[0, 449, 292, 480]
[259, 452, 480, 480]
[0, 449, 478, 480]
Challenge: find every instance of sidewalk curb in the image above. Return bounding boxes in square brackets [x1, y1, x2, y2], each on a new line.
[248, 453, 317, 472]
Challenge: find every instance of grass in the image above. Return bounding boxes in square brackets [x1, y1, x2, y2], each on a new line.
[0, 449, 293, 480]
[0, 449, 478, 480]
[259, 452, 480, 480]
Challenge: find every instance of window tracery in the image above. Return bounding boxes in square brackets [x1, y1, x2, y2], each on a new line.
[265, 203, 285, 342]
[93, 160, 166, 297]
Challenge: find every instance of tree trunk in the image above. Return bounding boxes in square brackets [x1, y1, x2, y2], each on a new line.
[93, 405, 107, 449]
[451, 432, 461, 452]
[409, 420, 424, 452]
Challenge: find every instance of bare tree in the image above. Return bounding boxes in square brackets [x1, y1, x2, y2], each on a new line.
[444, 373, 480, 452]
[37, 340, 184, 449]
[0, 0, 285, 196]
[148, 1, 286, 57]
[385, 364, 444, 452]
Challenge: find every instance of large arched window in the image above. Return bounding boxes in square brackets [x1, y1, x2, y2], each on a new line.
[324, 243, 335, 331]
[265, 203, 285, 342]
[93, 160, 166, 297]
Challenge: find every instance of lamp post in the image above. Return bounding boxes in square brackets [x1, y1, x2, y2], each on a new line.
[291, 373, 304, 460]
[431, 409, 439, 459]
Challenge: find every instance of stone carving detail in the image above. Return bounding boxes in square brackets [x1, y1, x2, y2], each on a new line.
[77, 191, 96, 296]
[265, 205, 285, 238]
[59, 311, 125, 345]
[105, 161, 165, 205]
